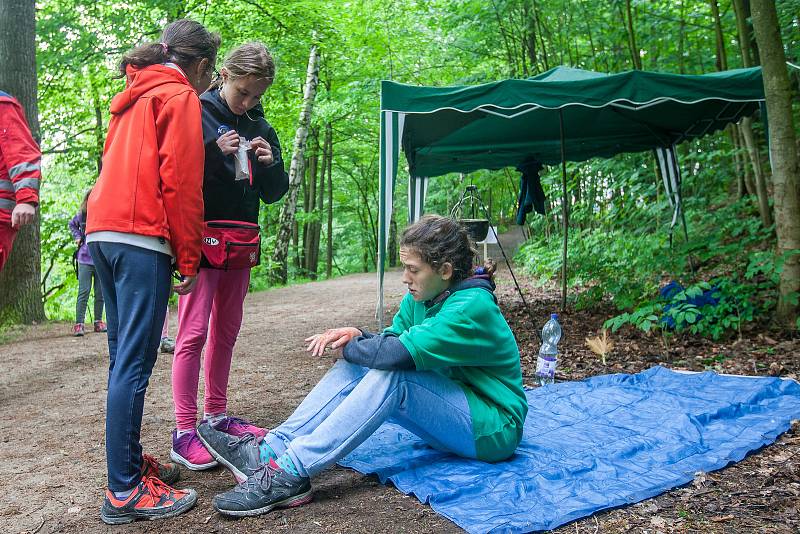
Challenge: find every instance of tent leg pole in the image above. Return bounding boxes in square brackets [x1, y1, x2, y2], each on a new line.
[559, 110, 568, 312]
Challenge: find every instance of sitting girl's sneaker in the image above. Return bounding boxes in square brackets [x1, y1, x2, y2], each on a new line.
[212, 416, 268, 439]
[170, 429, 218, 470]
[100, 476, 197, 524]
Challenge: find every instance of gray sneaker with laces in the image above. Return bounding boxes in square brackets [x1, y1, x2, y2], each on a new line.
[212, 460, 312, 517]
[197, 422, 262, 483]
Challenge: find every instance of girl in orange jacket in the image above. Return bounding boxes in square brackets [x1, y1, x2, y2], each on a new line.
[86, 19, 220, 525]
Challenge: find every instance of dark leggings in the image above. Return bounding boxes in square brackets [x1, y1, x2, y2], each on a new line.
[76, 262, 104, 323]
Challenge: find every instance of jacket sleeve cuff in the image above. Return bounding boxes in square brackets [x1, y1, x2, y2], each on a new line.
[15, 191, 39, 206]
[176, 261, 198, 277]
[342, 333, 416, 370]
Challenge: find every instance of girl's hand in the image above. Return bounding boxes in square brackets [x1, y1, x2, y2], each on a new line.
[250, 137, 274, 165]
[304, 327, 362, 357]
[216, 130, 240, 156]
[173, 275, 197, 295]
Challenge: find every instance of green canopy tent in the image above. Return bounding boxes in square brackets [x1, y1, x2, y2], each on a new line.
[377, 66, 765, 326]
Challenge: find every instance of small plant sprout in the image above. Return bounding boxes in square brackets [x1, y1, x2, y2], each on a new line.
[585, 329, 614, 366]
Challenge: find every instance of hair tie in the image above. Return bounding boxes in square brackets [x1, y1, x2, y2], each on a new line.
[160, 42, 169, 55]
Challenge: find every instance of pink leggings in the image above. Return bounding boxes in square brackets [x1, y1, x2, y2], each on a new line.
[172, 268, 250, 430]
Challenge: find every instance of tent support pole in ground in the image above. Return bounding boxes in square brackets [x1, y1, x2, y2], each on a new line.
[559, 110, 568, 312]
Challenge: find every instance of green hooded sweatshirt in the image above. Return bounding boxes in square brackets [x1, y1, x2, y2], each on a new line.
[386, 286, 528, 462]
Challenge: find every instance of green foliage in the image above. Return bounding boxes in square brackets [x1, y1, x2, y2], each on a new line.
[517, 136, 783, 340]
[28, 0, 800, 325]
[601, 244, 789, 340]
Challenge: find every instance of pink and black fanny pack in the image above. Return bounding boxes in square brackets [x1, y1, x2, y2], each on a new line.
[201, 220, 260, 270]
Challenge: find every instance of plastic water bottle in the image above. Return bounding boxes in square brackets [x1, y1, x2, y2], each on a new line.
[535, 313, 562, 386]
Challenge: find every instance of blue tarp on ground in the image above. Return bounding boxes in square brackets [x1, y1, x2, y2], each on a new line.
[338, 366, 800, 533]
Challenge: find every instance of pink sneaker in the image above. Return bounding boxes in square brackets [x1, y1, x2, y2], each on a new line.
[170, 429, 218, 470]
[212, 416, 268, 439]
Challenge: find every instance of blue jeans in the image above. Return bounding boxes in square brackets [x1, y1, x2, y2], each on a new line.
[264, 359, 477, 477]
[89, 242, 171, 492]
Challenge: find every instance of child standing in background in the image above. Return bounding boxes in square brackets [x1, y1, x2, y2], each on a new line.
[86, 19, 220, 524]
[170, 42, 288, 470]
[68, 188, 105, 336]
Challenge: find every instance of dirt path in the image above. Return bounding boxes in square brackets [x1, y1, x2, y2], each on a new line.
[1, 270, 463, 534]
[2, 225, 799, 533]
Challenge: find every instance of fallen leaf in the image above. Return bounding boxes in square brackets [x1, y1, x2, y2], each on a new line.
[67, 506, 81, 514]
[693, 471, 708, 488]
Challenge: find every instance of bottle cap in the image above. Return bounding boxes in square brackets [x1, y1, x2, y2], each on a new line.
[550, 313, 558, 320]
[217, 124, 231, 136]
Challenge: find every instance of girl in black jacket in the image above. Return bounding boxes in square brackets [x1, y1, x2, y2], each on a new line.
[170, 42, 289, 471]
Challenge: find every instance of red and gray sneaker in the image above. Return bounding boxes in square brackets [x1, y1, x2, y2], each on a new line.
[213, 416, 268, 439]
[141, 453, 180, 485]
[72, 323, 85, 337]
[100, 476, 197, 524]
[93, 320, 107, 333]
[170, 429, 218, 470]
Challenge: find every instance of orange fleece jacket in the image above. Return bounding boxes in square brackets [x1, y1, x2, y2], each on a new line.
[87, 64, 204, 276]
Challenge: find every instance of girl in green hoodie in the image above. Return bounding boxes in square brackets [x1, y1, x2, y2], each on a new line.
[198, 214, 528, 517]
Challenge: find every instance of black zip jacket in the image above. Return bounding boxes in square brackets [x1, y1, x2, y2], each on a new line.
[200, 88, 289, 223]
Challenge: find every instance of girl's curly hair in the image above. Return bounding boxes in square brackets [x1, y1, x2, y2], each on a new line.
[400, 214, 484, 283]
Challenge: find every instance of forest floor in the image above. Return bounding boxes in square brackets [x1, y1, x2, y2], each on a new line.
[2, 229, 799, 534]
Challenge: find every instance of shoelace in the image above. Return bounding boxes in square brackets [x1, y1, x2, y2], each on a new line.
[236, 463, 279, 493]
[142, 475, 174, 499]
[226, 431, 258, 448]
[141, 453, 161, 475]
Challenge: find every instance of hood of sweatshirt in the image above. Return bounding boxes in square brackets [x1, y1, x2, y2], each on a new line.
[109, 64, 193, 115]
[425, 274, 497, 308]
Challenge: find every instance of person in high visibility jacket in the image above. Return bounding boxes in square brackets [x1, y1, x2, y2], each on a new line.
[0, 91, 40, 271]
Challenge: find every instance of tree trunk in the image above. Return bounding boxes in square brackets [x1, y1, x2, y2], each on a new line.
[731, 128, 746, 198]
[736, 125, 756, 196]
[710, 0, 743, 201]
[292, 218, 300, 271]
[0, 0, 46, 325]
[733, 0, 771, 225]
[709, 0, 728, 71]
[302, 132, 318, 275]
[490, 0, 517, 77]
[732, 0, 754, 67]
[678, 0, 686, 74]
[308, 128, 327, 279]
[622, 0, 642, 70]
[524, 2, 538, 73]
[741, 117, 773, 227]
[751, 0, 800, 325]
[91, 78, 105, 173]
[271, 45, 320, 284]
[532, 0, 549, 71]
[325, 122, 333, 279]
